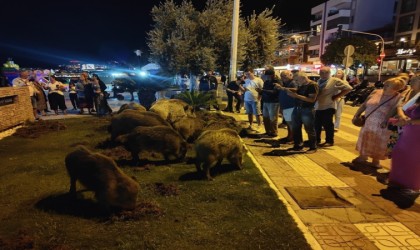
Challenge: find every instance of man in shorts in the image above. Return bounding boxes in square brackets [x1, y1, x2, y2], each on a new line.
[238, 67, 264, 130]
[275, 70, 298, 143]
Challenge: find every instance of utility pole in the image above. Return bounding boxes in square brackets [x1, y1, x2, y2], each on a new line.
[229, 0, 240, 82]
[134, 49, 142, 68]
[338, 25, 385, 81]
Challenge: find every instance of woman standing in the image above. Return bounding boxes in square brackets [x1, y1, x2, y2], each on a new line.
[352, 77, 405, 168]
[92, 74, 112, 116]
[76, 72, 94, 114]
[46, 75, 67, 115]
[388, 96, 420, 194]
[333, 69, 347, 131]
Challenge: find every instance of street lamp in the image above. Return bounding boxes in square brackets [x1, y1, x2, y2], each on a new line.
[338, 25, 385, 81]
[229, 0, 240, 81]
[134, 49, 142, 68]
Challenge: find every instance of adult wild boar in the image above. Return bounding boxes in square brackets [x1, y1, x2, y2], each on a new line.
[117, 102, 147, 114]
[116, 125, 187, 165]
[194, 128, 246, 180]
[149, 99, 195, 123]
[108, 110, 170, 141]
[172, 116, 205, 142]
[65, 146, 139, 210]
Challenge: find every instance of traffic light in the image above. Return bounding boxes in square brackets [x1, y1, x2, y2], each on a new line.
[376, 57, 381, 67]
[337, 24, 343, 38]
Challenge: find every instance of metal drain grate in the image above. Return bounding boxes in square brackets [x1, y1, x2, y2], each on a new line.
[285, 186, 354, 209]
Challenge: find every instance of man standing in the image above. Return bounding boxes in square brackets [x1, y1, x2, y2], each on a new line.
[257, 66, 279, 137]
[286, 72, 319, 153]
[275, 70, 297, 143]
[12, 70, 40, 120]
[315, 67, 352, 146]
[224, 76, 243, 113]
[199, 70, 219, 110]
[238, 67, 264, 131]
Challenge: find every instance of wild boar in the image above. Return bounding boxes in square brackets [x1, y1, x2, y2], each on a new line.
[117, 102, 147, 114]
[194, 128, 246, 180]
[65, 146, 139, 210]
[108, 110, 170, 141]
[149, 99, 195, 123]
[172, 116, 205, 142]
[116, 125, 188, 165]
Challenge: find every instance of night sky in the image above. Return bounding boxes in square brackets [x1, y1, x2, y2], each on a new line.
[1, 0, 325, 68]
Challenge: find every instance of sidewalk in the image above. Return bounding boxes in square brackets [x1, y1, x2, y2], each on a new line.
[225, 106, 420, 249]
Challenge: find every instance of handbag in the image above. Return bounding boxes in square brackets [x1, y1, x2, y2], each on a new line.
[352, 115, 366, 127]
[352, 93, 398, 127]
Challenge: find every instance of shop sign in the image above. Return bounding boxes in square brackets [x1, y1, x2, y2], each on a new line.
[396, 48, 416, 56]
[0, 96, 15, 107]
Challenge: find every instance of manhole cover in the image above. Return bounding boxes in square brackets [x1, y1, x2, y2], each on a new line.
[285, 186, 354, 209]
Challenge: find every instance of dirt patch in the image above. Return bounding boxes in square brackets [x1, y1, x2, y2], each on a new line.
[101, 146, 131, 161]
[151, 182, 180, 196]
[110, 202, 164, 221]
[0, 230, 34, 250]
[0, 229, 72, 250]
[13, 120, 66, 139]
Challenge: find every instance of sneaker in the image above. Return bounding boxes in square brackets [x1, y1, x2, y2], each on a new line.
[278, 124, 287, 129]
[306, 148, 317, 154]
[321, 142, 334, 147]
[288, 145, 304, 152]
[255, 125, 264, 133]
[259, 133, 277, 138]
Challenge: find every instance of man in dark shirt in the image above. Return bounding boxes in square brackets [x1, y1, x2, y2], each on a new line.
[224, 76, 243, 113]
[199, 70, 219, 110]
[275, 70, 297, 143]
[257, 66, 279, 137]
[286, 71, 319, 153]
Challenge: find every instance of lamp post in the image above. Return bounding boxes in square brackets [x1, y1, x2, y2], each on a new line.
[134, 49, 142, 68]
[338, 25, 385, 81]
[229, 0, 240, 81]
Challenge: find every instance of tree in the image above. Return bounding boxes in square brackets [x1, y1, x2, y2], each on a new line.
[321, 37, 378, 68]
[199, 0, 249, 75]
[242, 8, 281, 69]
[148, 0, 204, 76]
[148, 0, 281, 77]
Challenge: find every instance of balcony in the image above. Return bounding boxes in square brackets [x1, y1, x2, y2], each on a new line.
[308, 35, 321, 47]
[327, 9, 350, 19]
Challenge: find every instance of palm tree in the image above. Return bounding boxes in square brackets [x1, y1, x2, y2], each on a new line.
[175, 91, 218, 111]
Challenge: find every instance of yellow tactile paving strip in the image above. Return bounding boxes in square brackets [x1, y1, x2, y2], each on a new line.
[280, 154, 348, 188]
[354, 222, 420, 249]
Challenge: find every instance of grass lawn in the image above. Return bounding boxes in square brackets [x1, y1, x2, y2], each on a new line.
[0, 117, 310, 250]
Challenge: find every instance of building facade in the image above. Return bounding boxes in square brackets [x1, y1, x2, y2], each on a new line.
[384, 0, 420, 74]
[308, 0, 397, 64]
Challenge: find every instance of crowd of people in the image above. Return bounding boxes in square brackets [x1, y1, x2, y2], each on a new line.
[7, 70, 113, 120]
[222, 66, 419, 195]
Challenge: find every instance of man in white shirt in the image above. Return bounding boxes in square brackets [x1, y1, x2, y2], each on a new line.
[12, 70, 39, 119]
[315, 66, 352, 146]
[238, 67, 264, 130]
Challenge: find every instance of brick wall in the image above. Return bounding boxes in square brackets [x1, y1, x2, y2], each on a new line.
[0, 87, 35, 131]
